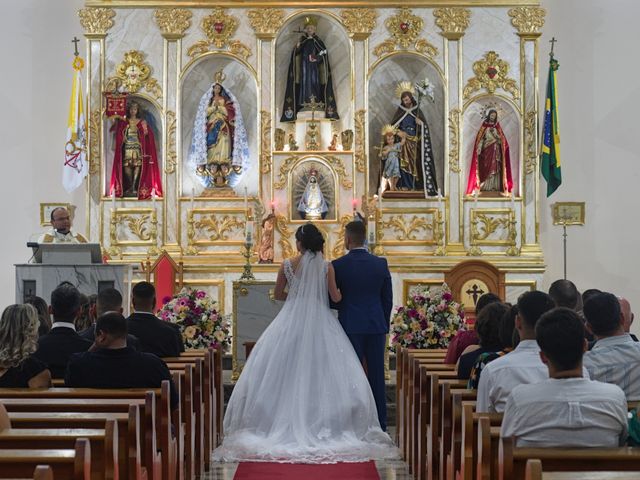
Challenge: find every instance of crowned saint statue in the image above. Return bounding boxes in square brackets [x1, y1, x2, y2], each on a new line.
[280, 16, 339, 123]
[189, 70, 250, 190]
[297, 167, 328, 220]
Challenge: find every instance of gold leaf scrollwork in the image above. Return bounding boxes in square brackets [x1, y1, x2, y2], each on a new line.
[472, 213, 510, 241]
[415, 38, 439, 58]
[247, 8, 284, 39]
[110, 50, 163, 101]
[463, 51, 520, 100]
[121, 215, 153, 242]
[433, 8, 471, 38]
[508, 7, 546, 35]
[373, 39, 396, 57]
[332, 215, 355, 258]
[275, 214, 294, 259]
[448, 108, 461, 173]
[203, 7, 237, 49]
[154, 8, 192, 39]
[381, 215, 432, 241]
[193, 214, 245, 241]
[260, 110, 272, 174]
[341, 9, 378, 41]
[78, 8, 115, 37]
[524, 110, 537, 174]
[274, 156, 353, 190]
[354, 109, 366, 173]
[88, 109, 101, 175]
[165, 111, 177, 174]
[385, 8, 424, 49]
[228, 40, 252, 60]
[187, 41, 210, 58]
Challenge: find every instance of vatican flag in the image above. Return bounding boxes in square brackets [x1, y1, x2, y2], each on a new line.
[62, 55, 88, 193]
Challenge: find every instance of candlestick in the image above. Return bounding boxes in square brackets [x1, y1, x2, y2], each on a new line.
[367, 217, 376, 246]
[511, 192, 516, 211]
[245, 216, 254, 245]
[111, 190, 116, 210]
[152, 192, 156, 207]
[474, 190, 479, 208]
[377, 193, 382, 212]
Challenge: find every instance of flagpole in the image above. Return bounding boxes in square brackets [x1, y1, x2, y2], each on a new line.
[562, 222, 567, 280]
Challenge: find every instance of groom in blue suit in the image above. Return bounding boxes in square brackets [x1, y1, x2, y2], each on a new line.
[332, 221, 393, 430]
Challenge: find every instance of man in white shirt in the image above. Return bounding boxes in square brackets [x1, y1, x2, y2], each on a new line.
[583, 292, 640, 400]
[501, 308, 628, 447]
[38, 207, 87, 244]
[476, 290, 555, 412]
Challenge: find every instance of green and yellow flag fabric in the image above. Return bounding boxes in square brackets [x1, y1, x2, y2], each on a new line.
[540, 54, 561, 197]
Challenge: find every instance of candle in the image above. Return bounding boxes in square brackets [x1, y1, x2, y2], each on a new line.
[511, 192, 516, 211]
[245, 218, 254, 245]
[270, 200, 276, 214]
[368, 217, 376, 246]
[111, 190, 116, 210]
[474, 190, 479, 208]
[437, 188, 443, 207]
[190, 188, 195, 210]
[377, 193, 382, 212]
[244, 186, 248, 213]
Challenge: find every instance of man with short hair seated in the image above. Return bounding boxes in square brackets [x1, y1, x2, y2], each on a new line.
[548, 279, 580, 310]
[127, 282, 184, 358]
[33, 283, 92, 378]
[583, 292, 640, 400]
[501, 308, 627, 447]
[79, 287, 139, 349]
[476, 291, 555, 413]
[65, 312, 178, 410]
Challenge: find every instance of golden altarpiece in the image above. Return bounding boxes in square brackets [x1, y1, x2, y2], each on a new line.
[78, 0, 547, 331]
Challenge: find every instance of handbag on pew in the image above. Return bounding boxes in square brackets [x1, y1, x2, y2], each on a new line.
[626, 408, 640, 446]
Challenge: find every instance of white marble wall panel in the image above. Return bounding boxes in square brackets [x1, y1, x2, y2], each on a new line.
[463, 8, 520, 97]
[274, 12, 353, 135]
[167, 41, 178, 110]
[261, 41, 271, 111]
[180, 56, 259, 196]
[461, 97, 521, 196]
[524, 41, 535, 112]
[368, 55, 445, 192]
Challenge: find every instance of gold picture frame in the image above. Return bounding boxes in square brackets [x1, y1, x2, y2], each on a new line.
[552, 202, 585, 226]
[40, 203, 72, 227]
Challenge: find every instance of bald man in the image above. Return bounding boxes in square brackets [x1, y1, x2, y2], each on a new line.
[620, 297, 637, 341]
[39, 207, 87, 244]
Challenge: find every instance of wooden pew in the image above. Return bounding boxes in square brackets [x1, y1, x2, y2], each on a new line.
[8, 407, 146, 480]
[170, 371, 185, 480]
[0, 423, 117, 480]
[440, 387, 476, 480]
[476, 416, 501, 480]
[1, 394, 161, 480]
[499, 437, 640, 479]
[524, 458, 640, 480]
[0, 438, 91, 480]
[34, 465, 55, 480]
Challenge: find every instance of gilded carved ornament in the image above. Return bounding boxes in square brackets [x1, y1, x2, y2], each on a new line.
[109, 209, 158, 257]
[448, 108, 461, 173]
[508, 7, 546, 36]
[381, 214, 432, 241]
[247, 9, 284, 39]
[107, 50, 163, 101]
[260, 110, 272, 174]
[469, 210, 517, 254]
[433, 7, 471, 38]
[273, 156, 353, 190]
[275, 214, 294, 259]
[194, 215, 245, 242]
[228, 41, 252, 61]
[415, 38, 439, 58]
[165, 111, 177, 174]
[88, 109, 101, 175]
[78, 7, 115, 36]
[472, 212, 510, 241]
[341, 9, 377, 41]
[154, 8, 192, 39]
[373, 39, 396, 57]
[354, 110, 366, 173]
[463, 51, 520, 100]
[524, 110, 537, 174]
[385, 8, 423, 49]
[187, 8, 251, 59]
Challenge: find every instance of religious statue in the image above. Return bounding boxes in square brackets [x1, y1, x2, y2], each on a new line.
[258, 213, 276, 263]
[274, 128, 286, 151]
[328, 133, 338, 151]
[109, 100, 162, 199]
[297, 167, 328, 220]
[280, 16, 339, 123]
[389, 81, 438, 196]
[466, 109, 513, 196]
[378, 124, 405, 193]
[189, 70, 250, 189]
[341, 129, 354, 151]
[288, 132, 299, 151]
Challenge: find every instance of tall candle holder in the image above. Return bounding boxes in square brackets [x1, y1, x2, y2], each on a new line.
[467, 209, 483, 256]
[239, 211, 256, 282]
[373, 206, 385, 256]
[505, 208, 519, 256]
[434, 209, 446, 256]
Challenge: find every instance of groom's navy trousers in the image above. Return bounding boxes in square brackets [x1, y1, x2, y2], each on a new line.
[332, 248, 393, 431]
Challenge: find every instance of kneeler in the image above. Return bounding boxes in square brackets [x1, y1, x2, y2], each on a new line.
[142, 251, 184, 312]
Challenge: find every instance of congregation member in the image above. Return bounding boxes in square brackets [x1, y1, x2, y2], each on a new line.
[476, 291, 555, 412]
[127, 282, 184, 358]
[0, 403, 9, 431]
[33, 283, 91, 378]
[444, 292, 501, 364]
[457, 302, 509, 380]
[79, 287, 139, 349]
[548, 279, 580, 310]
[583, 292, 640, 400]
[501, 308, 627, 447]
[0, 304, 51, 388]
[38, 206, 88, 243]
[74, 293, 92, 332]
[24, 295, 51, 336]
[620, 296, 637, 341]
[66, 312, 178, 409]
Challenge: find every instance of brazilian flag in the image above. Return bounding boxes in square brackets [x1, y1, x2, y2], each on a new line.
[540, 55, 561, 196]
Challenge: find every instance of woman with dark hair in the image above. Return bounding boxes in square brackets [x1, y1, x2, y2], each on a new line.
[457, 302, 509, 379]
[24, 295, 51, 337]
[0, 304, 51, 388]
[215, 223, 395, 463]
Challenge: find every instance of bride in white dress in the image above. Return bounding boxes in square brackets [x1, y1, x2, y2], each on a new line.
[214, 223, 396, 463]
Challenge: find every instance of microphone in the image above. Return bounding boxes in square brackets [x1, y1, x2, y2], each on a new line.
[26, 242, 39, 248]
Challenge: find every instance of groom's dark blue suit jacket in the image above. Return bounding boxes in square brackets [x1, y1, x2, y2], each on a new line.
[332, 249, 393, 334]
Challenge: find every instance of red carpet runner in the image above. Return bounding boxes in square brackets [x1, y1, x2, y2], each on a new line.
[233, 461, 380, 479]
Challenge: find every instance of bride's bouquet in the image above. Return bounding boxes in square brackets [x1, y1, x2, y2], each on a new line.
[390, 283, 465, 350]
[158, 288, 231, 352]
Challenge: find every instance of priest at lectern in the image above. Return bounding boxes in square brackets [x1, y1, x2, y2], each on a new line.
[38, 207, 87, 244]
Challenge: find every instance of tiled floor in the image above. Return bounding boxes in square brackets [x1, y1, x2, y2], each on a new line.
[202, 458, 412, 479]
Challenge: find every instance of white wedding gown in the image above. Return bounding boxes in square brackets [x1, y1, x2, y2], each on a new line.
[213, 251, 397, 463]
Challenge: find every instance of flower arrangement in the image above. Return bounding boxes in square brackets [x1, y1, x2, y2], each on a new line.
[158, 288, 231, 352]
[390, 283, 465, 350]
[415, 77, 435, 103]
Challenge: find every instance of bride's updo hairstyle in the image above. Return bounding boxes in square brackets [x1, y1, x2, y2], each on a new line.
[295, 223, 325, 253]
